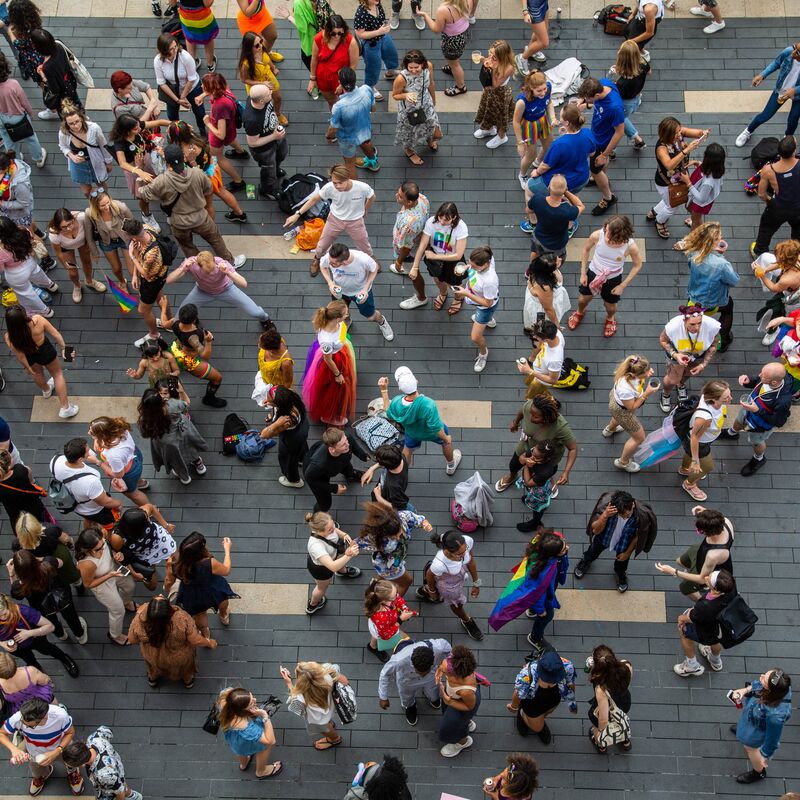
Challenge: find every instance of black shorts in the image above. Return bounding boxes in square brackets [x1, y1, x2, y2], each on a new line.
[26, 338, 58, 367]
[424, 256, 462, 286]
[138, 275, 166, 305]
[589, 151, 608, 175]
[307, 555, 334, 581]
[78, 507, 116, 527]
[577, 270, 622, 303]
[521, 693, 560, 719]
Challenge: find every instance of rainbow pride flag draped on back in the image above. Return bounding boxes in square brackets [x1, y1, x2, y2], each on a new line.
[489, 556, 560, 631]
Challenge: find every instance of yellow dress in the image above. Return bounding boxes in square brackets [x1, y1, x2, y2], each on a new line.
[258, 344, 294, 390]
[245, 55, 280, 93]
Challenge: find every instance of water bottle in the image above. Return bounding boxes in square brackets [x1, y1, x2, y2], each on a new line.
[283, 225, 301, 241]
[556, 7, 562, 22]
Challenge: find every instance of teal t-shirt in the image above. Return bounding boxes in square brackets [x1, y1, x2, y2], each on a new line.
[387, 394, 443, 442]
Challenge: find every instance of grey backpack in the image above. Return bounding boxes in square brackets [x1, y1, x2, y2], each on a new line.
[48, 456, 90, 514]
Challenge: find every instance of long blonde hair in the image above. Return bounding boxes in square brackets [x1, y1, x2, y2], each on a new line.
[614, 40, 645, 79]
[86, 190, 124, 226]
[443, 0, 470, 18]
[289, 661, 338, 710]
[15, 512, 44, 550]
[614, 354, 650, 383]
[312, 300, 347, 331]
[489, 40, 516, 77]
[683, 222, 722, 264]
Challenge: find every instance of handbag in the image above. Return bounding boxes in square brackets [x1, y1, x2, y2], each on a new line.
[478, 64, 493, 88]
[202, 700, 221, 735]
[56, 41, 94, 88]
[596, 689, 631, 747]
[40, 582, 71, 616]
[667, 181, 690, 208]
[331, 681, 358, 725]
[3, 115, 34, 143]
[404, 68, 427, 127]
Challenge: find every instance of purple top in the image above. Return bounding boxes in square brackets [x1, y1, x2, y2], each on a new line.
[0, 603, 41, 649]
[1, 667, 54, 715]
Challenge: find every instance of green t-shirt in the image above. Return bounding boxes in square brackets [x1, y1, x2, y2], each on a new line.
[515, 401, 576, 462]
[387, 394, 443, 443]
[293, 0, 318, 56]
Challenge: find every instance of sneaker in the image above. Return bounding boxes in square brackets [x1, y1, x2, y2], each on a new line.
[233, 255, 247, 268]
[71, 284, 82, 303]
[227, 180, 246, 193]
[762, 328, 779, 346]
[42, 377, 55, 398]
[224, 211, 248, 223]
[373, 91, 384, 102]
[414, 11, 425, 29]
[468, 719, 477, 732]
[367, 643, 389, 663]
[41, 307, 55, 318]
[378, 317, 395, 341]
[616, 572, 629, 593]
[567, 219, 580, 239]
[698, 644, 723, 671]
[206, 56, 217, 72]
[536, 721, 552, 744]
[486, 134, 508, 149]
[59, 404, 80, 419]
[516, 517, 541, 533]
[515, 54, 530, 75]
[735, 128, 752, 148]
[461, 617, 483, 641]
[518, 173, 528, 190]
[468, 14, 476, 23]
[681, 480, 707, 501]
[306, 595, 327, 615]
[673, 659, 704, 677]
[34, 147, 47, 168]
[445, 449, 462, 475]
[741, 456, 766, 477]
[690, 5, 713, 15]
[614, 458, 641, 473]
[141, 213, 161, 234]
[703, 20, 725, 33]
[676, 385, 688, 403]
[151, 0, 162, 14]
[46, 280, 58, 292]
[591, 194, 617, 216]
[471, 313, 496, 328]
[164, 2, 176, 13]
[532, 52, 547, 62]
[632, 138, 647, 151]
[641, 49, 650, 63]
[659, 393, 672, 413]
[309, 256, 321, 277]
[128, 793, 144, 800]
[427, 696, 442, 709]
[67, 769, 84, 795]
[473, 127, 497, 139]
[278, 476, 305, 488]
[441, 736, 473, 757]
[574, 560, 588, 579]
[75, 616, 88, 645]
[134, 334, 159, 348]
[736, 769, 767, 784]
[225, 148, 249, 160]
[390, 10, 400, 28]
[29, 765, 53, 796]
[405, 703, 418, 725]
[474, 351, 488, 373]
[525, 634, 546, 657]
[717, 428, 739, 440]
[602, 423, 623, 437]
[400, 295, 428, 310]
[54, 627, 68, 641]
[337, 565, 362, 579]
[61, 654, 80, 677]
[519, 219, 534, 234]
[85, 279, 107, 293]
[38, 108, 59, 120]
[192, 457, 207, 475]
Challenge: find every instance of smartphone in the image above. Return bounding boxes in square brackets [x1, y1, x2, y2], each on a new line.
[726, 690, 743, 708]
[63, 346, 75, 363]
[115, 565, 131, 577]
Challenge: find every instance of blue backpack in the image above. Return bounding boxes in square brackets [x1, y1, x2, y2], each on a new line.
[235, 430, 275, 462]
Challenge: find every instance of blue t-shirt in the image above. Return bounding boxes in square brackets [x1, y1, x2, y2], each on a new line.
[0, 416, 13, 456]
[590, 79, 625, 149]
[529, 194, 580, 251]
[330, 85, 375, 145]
[543, 128, 597, 190]
[517, 83, 551, 122]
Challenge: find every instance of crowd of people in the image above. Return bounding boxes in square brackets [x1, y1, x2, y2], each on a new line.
[0, 0, 796, 798]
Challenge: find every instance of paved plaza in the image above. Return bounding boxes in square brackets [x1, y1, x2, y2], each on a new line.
[0, 7, 799, 800]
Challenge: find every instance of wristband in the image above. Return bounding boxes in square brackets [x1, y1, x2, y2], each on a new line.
[472, 578, 483, 587]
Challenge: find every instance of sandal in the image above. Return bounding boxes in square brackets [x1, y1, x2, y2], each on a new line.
[567, 310, 585, 330]
[672, 239, 687, 251]
[683, 217, 692, 228]
[183, 679, 195, 689]
[655, 221, 670, 239]
[589, 730, 607, 753]
[107, 633, 129, 646]
[603, 317, 617, 338]
[621, 739, 632, 751]
[428, 139, 439, 152]
[219, 613, 231, 626]
[447, 297, 463, 315]
[404, 149, 424, 166]
[314, 736, 342, 751]
[240, 756, 253, 772]
[444, 84, 467, 97]
[646, 208, 656, 221]
[257, 761, 283, 779]
[433, 293, 447, 311]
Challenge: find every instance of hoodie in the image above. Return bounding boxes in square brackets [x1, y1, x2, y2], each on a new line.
[0, 159, 33, 224]
[138, 166, 212, 229]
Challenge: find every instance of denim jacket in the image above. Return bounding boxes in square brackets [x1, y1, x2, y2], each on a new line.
[760, 47, 800, 93]
[736, 679, 792, 759]
[686, 252, 740, 309]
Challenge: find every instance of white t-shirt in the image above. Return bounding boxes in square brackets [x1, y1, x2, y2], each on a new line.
[692, 396, 727, 443]
[51, 456, 105, 516]
[781, 59, 800, 93]
[465, 259, 499, 305]
[48, 212, 87, 250]
[613, 376, 644, 405]
[3, 706, 72, 757]
[99, 431, 136, 474]
[664, 315, 721, 356]
[430, 535, 473, 576]
[317, 322, 345, 356]
[423, 217, 469, 257]
[534, 330, 565, 375]
[320, 250, 377, 296]
[307, 531, 342, 565]
[319, 180, 374, 221]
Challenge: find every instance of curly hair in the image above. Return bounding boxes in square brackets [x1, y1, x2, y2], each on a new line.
[448, 644, 477, 678]
[8, 0, 42, 37]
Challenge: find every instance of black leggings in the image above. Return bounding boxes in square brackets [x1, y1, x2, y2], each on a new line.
[718, 298, 734, 345]
[278, 420, 309, 484]
[44, 595, 84, 639]
[15, 638, 72, 670]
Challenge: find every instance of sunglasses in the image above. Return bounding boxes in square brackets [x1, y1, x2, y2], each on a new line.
[90, 187, 106, 198]
[330, 29, 345, 35]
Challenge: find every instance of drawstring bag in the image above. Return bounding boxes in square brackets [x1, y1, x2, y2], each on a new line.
[554, 357, 591, 390]
[296, 218, 325, 251]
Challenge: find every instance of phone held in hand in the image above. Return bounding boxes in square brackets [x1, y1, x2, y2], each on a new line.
[116, 565, 131, 577]
[63, 346, 75, 362]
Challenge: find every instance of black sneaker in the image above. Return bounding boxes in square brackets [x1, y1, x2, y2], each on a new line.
[151, 0, 162, 15]
[516, 518, 541, 533]
[225, 148, 250, 161]
[427, 697, 442, 709]
[616, 573, 629, 593]
[740, 456, 766, 477]
[632, 138, 646, 151]
[525, 635, 546, 658]
[516, 709, 529, 736]
[404, 703, 418, 726]
[461, 617, 484, 641]
[201, 393, 227, 408]
[224, 211, 248, 223]
[367, 643, 389, 663]
[39, 255, 56, 271]
[337, 566, 362, 579]
[164, 3, 176, 14]
[591, 194, 617, 216]
[306, 596, 327, 615]
[227, 180, 246, 193]
[537, 722, 552, 744]
[277, 168, 287, 178]
[61, 655, 80, 678]
[718, 335, 733, 353]
[736, 769, 766, 784]
[717, 428, 740, 440]
[574, 560, 588, 579]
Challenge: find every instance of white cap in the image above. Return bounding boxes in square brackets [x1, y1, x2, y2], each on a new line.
[394, 366, 418, 394]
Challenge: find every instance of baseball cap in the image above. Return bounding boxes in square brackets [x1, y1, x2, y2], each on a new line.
[394, 366, 418, 395]
[164, 143, 185, 173]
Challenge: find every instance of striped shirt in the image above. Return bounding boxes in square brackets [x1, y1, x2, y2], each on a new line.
[4, 705, 73, 756]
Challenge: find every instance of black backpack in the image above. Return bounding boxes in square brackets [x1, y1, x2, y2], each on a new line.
[222, 413, 249, 456]
[671, 395, 701, 441]
[161, 16, 186, 47]
[277, 172, 331, 220]
[750, 137, 780, 170]
[143, 234, 179, 267]
[716, 593, 758, 649]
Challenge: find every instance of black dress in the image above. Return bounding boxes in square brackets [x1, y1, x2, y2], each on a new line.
[0, 465, 47, 528]
[175, 558, 236, 615]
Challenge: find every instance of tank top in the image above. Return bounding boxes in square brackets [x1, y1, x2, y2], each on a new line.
[654, 134, 687, 186]
[772, 159, 800, 208]
[590, 228, 631, 278]
[0, 667, 54, 714]
[636, 0, 664, 19]
[171, 321, 206, 351]
[85, 541, 115, 575]
[696, 523, 733, 576]
[691, 396, 727, 443]
[443, 5, 469, 35]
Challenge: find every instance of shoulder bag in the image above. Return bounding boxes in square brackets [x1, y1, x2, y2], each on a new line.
[404, 69, 427, 127]
[3, 115, 34, 143]
[311, 532, 347, 557]
[202, 698, 220, 735]
[596, 689, 631, 747]
[657, 144, 690, 208]
[332, 680, 358, 725]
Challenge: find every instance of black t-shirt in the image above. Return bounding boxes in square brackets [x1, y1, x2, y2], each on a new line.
[691, 591, 733, 644]
[529, 194, 579, 251]
[615, 62, 650, 100]
[113, 133, 145, 163]
[0, 464, 45, 527]
[527, 459, 558, 487]
[378, 456, 410, 510]
[243, 99, 278, 153]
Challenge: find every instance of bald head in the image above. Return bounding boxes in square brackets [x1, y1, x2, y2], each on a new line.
[761, 362, 787, 385]
[549, 174, 567, 197]
[250, 84, 271, 105]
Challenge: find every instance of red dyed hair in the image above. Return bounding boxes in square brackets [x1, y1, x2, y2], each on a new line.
[201, 72, 228, 98]
[110, 70, 132, 93]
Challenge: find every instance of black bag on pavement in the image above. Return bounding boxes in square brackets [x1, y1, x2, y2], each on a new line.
[222, 413, 249, 456]
[750, 137, 780, 170]
[277, 172, 330, 219]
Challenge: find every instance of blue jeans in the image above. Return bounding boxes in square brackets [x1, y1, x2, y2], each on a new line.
[622, 95, 641, 140]
[0, 113, 43, 163]
[164, 82, 207, 136]
[748, 90, 800, 136]
[361, 36, 399, 88]
[529, 605, 554, 642]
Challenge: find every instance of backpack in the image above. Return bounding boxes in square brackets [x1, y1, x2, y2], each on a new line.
[554, 357, 591, 390]
[225, 91, 245, 129]
[451, 500, 478, 533]
[750, 137, 780, 170]
[277, 172, 331, 220]
[161, 16, 186, 47]
[670, 394, 701, 441]
[343, 763, 381, 800]
[594, 4, 631, 35]
[222, 413, 249, 456]
[351, 414, 403, 454]
[47, 456, 91, 514]
[143, 234, 179, 267]
[716, 593, 758, 649]
[235, 430, 275, 463]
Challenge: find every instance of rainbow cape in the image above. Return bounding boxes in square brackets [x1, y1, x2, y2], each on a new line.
[488, 556, 559, 632]
[107, 278, 138, 313]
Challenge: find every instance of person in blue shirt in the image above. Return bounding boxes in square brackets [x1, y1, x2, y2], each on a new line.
[527, 174, 583, 253]
[577, 77, 626, 216]
[330, 67, 379, 177]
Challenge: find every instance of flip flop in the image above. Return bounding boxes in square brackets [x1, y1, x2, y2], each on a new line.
[107, 633, 129, 646]
[433, 293, 447, 311]
[240, 756, 253, 772]
[314, 737, 342, 751]
[404, 149, 424, 166]
[589, 730, 607, 753]
[257, 761, 283, 779]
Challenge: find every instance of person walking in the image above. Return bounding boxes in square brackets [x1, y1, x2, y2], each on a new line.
[153, 33, 207, 134]
[31, 29, 81, 116]
[604, 354, 660, 473]
[473, 40, 516, 151]
[242, 82, 288, 201]
[735, 43, 800, 148]
[730, 668, 792, 784]
[258, 386, 308, 487]
[302, 428, 369, 512]
[257, 321, 294, 390]
[86, 416, 150, 508]
[523, 252, 570, 330]
[0, 219, 58, 318]
[0, 51, 45, 167]
[329, 67, 380, 176]
[517, 0, 550, 72]
[378, 368, 462, 474]
[200, 72, 248, 191]
[353, 0, 398, 103]
[436, 644, 482, 757]
[513, 70, 555, 191]
[308, 15, 360, 114]
[390, 180, 429, 274]
[378, 637, 452, 725]
[586, 645, 633, 753]
[689, 0, 726, 35]
[482, 754, 540, 800]
[175, 0, 219, 73]
[573, 490, 658, 592]
[624, 0, 664, 59]
[47, 208, 107, 304]
[753, 136, 800, 258]
[417, 0, 470, 97]
[127, 595, 216, 688]
[217, 687, 281, 778]
[612, 40, 649, 151]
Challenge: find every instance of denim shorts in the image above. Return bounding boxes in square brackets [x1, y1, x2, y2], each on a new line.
[734, 407, 774, 445]
[120, 448, 144, 493]
[404, 423, 449, 450]
[99, 237, 127, 253]
[526, 0, 549, 23]
[338, 140, 360, 158]
[68, 158, 97, 186]
[471, 301, 498, 325]
[343, 289, 376, 318]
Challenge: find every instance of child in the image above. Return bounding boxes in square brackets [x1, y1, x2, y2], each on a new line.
[685, 142, 726, 230]
[257, 320, 294, 391]
[473, 40, 516, 150]
[364, 578, 417, 662]
[126, 339, 182, 389]
[512, 70, 554, 190]
[417, 529, 483, 641]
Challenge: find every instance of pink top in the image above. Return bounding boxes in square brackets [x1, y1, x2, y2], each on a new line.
[0, 79, 34, 118]
[184, 256, 233, 294]
[443, 6, 469, 35]
[0, 247, 25, 270]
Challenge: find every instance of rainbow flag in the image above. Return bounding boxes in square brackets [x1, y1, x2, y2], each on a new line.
[488, 556, 559, 632]
[107, 278, 138, 313]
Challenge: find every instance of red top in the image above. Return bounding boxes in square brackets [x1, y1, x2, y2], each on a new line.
[209, 94, 237, 148]
[314, 31, 354, 93]
[369, 596, 408, 640]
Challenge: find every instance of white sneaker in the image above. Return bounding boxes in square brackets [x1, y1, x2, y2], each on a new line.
[735, 128, 751, 148]
[42, 377, 55, 398]
[471, 313, 496, 328]
[400, 295, 428, 310]
[614, 457, 641, 473]
[233, 254, 247, 268]
[440, 735, 473, 757]
[698, 644, 723, 671]
[85, 279, 107, 293]
[192, 457, 207, 475]
[414, 11, 425, 29]
[141, 213, 161, 234]
[378, 317, 395, 341]
[38, 108, 59, 120]
[690, 5, 713, 15]
[445, 449, 462, 475]
[71, 285, 82, 303]
[703, 20, 725, 33]
[486, 134, 508, 149]
[474, 351, 488, 373]
[34, 147, 47, 168]
[468, 15, 476, 23]
[518, 173, 527, 190]
[75, 617, 89, 645]
[278, 475, 305, 488]
[665, 0, 675, 7]
[134, 334, 159, 348]
[468, 719, 477, 732]
[673, 659, 705, 677]
[390, 10, 400, 28]
[515, 54, 530, 75]
[762, 329, 780, 346]
[602, 423, 623, 437]
[59, 403, 80, 419]
[473, 126, 497, 139]
[532, 52, 546, 62]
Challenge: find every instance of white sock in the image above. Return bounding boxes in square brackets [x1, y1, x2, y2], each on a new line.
[685, 657, 699, 668]
[753, 453, 764, 461]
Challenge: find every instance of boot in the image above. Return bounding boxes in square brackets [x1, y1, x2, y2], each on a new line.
[202, 381, 228, 408]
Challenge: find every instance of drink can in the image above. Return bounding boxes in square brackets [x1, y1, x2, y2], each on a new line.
[276, 125, 285, 133]
[584, 656, 594, 673]
[245, 183, 256, 201]
[333, 286, 342, 299]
